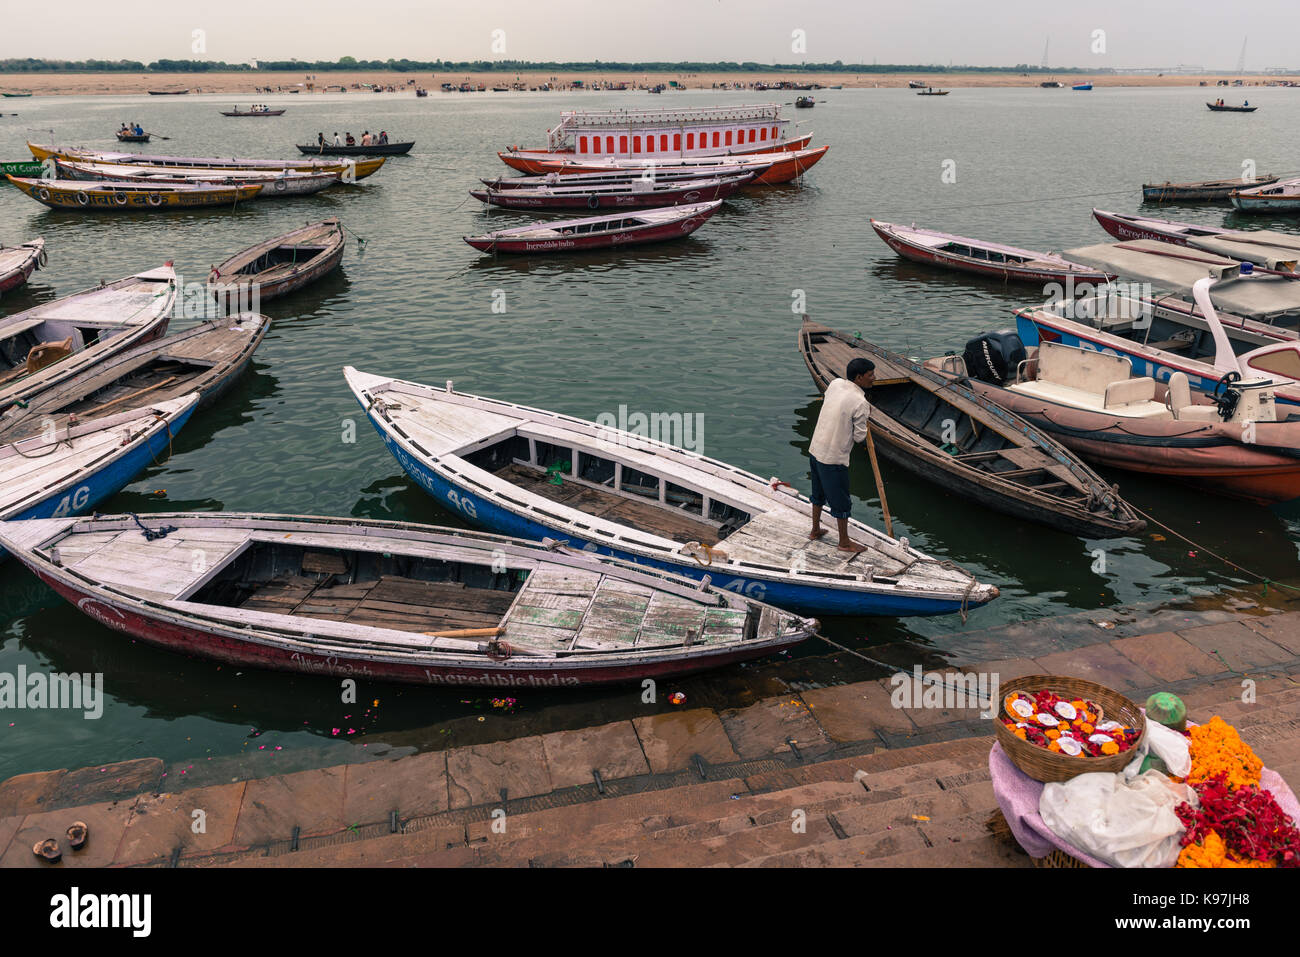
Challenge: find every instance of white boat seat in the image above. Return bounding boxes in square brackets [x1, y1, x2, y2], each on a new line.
[1103, 377, 1155, 408]
[1037, 341, 1133, 396]
[1167, 371, 1223, 422]
[1175, 406, 1223, 422]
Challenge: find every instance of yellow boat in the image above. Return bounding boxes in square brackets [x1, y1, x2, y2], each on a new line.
[27, 142, 385, 180]
[5, 176, 263, 210]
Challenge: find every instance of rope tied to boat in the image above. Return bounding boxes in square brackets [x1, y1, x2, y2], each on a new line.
[891, 555, 980, 623]
[127, 512, 178, 541]
[144, 412, 175, 467]
[5, 417, 75, 458]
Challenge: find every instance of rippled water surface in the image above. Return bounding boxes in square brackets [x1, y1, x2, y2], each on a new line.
[2, 86, 1299, 778]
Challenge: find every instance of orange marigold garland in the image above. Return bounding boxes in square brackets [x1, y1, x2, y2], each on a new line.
[1187, 716, 1262, 789]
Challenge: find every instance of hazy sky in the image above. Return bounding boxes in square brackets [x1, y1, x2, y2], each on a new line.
[1, 0, 1291, 71]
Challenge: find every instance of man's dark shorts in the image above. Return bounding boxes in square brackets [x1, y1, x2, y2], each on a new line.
[808, 455, 852, 520]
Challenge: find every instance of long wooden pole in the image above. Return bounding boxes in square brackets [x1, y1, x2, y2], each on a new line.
[863, 428, 893, 538]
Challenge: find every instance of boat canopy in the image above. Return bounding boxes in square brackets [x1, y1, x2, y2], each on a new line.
[1063, 239, 1300, 322]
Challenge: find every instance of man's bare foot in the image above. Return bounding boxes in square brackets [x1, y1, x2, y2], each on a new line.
[837, 541, 868, 554]
[809, 527, 828, 541]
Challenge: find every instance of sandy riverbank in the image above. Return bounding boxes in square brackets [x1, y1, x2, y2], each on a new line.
[1, 71, 1295, 96]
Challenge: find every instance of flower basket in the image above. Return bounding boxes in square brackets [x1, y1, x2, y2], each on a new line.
[994, 674, 1146, 783]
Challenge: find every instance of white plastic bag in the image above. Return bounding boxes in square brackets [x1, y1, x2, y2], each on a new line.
[1123, 720, 1193, 779]
[1039, 770, 1196, 868]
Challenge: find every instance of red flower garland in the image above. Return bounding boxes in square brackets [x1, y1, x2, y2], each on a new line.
[1176, 774, 1300, 868]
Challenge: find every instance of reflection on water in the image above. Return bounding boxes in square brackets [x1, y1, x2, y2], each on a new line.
[2, 86, 1300, 778]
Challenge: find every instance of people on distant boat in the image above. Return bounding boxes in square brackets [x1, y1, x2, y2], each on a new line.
[360, 131, 371, 146]
[333, 131, 341, 146]
[807, 358, 876, 554]
[345, 132, 356, 146]
[133, 122, 143, 135]
[379, 131, 388, 145]
[317, 131, 325, 147]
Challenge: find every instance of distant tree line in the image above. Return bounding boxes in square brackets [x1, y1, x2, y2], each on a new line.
[0, 56, 1102, 74]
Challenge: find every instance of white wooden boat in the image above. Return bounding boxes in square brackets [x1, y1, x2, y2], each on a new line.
[0, 264, 176, 413]
[0, 394, 199, 539]
[342, 368, 999, 618]
[1232, 177, 1300, 212]
[0, 238, 45, 296]
[0, 513, 818, 686]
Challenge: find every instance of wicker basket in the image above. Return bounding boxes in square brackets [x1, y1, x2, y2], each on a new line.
[994, 674, 1146, 783]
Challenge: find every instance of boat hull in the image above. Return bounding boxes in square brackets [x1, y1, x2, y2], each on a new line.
[6, 176, 260, 210]
[25, 569, 805, 687]
[210, 221, 345, 300]
[497, 143, 825, 185]
[464, 203, 719, 253]
[1141, 177, 1278, 202]
[296, 142, 414, 156]
[959, 380, 1300, 504]
[0, 240, 43, 294]
[499, 134, 812, 175]
[470, 178, 743, 210]
[355, 405, 985, 617]
[873, 221, 1112, 285]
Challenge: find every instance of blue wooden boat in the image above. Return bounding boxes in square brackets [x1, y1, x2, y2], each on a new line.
[0, 394, 198, 558]
[1072, 83, 1093, 91]
[342, 368, 999, 618]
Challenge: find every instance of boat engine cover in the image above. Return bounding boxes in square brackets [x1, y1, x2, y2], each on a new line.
[963, 331, 1025, 384]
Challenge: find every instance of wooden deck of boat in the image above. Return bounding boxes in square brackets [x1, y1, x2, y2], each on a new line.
[497, 463, 720, 544]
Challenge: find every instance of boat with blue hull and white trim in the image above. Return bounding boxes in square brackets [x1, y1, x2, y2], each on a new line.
[342, 368, 999, 618]
[0, 394, 198, 558]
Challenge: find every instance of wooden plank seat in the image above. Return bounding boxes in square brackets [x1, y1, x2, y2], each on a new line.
[237, 574, 516, 635]
[495, 463, 721, 544]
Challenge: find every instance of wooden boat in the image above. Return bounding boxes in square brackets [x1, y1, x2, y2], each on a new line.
[931, 333, 1300, 505]
[0, 238, 45, 296]
[0, 396, 198, 546]
[295, 141, 414, 156]
[0, 314, 268, 441]
[908, 81, 927, 89]
[1072, 83, 1093, 91]
[871, 220, 1114, 284]
[464, 201, 721, 253]
[1040, 81, 1064, 88]
[499, 133, 816, 175]
[498, 144, 828, 186]
[27, 143, 386, 180]
[469, 175, 748, 211]
[481, 165, 767, 191]
[1, 91, 33, 98]
[1231, 177, 1300, 213]
[0, 513, 818, 686]
[116, 132, 150, 143]
[1141, 175, 1279, 202]
[342, 368, 999, 617]
[0, 264, 175, 413]
[916, 89, 949, 96]
[6, 176, 262, 211]
[1092, 208, 1236, 245]
[209, 221, 345, 301]
[797, 319, 1143, 538]
[147, 90, 188, 95]
[1207, 102, 1256, 112]
[54, 159, 340, 198]
[220, 108, 286, 117]
[795, 96, 815, 108]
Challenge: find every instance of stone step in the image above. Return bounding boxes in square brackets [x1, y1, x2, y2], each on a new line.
[858, 832, 1031, 868]
[831, 779, 997, 839]
[737, 823, 932, 867]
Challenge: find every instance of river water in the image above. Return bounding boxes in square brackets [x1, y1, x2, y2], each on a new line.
[2, 84, 1298, 780]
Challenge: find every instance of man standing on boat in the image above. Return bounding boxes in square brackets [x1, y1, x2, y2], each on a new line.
[808, 358, 875, 553]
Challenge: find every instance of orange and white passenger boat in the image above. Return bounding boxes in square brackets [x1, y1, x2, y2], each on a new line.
[500, 104, 815, 175]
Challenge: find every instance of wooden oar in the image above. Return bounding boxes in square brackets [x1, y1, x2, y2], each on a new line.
[864, 429, 893, 538]
[80, 376, 179, 417]
[421, 627, 503, 639]
[146, 132, 171, 140]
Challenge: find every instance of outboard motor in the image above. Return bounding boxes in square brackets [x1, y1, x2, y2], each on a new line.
[963, 330, 1026, 384]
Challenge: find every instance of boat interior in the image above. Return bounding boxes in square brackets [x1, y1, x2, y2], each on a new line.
[521, 215, 657, 238]
[462, 433, 753, 546]
[0, 319, 95, 385]
[191, 539, 525, 635]
[234, 243, 329, 276]
[934, 240, 1046, 267]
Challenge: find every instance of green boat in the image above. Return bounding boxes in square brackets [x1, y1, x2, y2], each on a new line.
[1, 161, 43, 178]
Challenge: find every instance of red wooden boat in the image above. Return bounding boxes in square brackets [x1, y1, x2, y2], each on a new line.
[500, 132, 814, 174]
[872, 220, 1114, 285]
[469, 175, 749, 211]
[464, 201, 722, 254]
[498, 144, 827, 185]
[929, 333, 1300, 504]
[0, 513, 818, 688]
[220, 108, 285, 117]
[1092, 209, 1234, 246]
[0, 238, 44, 295]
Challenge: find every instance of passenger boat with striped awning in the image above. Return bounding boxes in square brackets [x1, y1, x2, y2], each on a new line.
[0, 513, 819, 686]
[342, 368, 1000, 617]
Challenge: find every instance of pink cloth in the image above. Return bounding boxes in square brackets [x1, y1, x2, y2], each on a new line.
[988, 741, 1300, 867]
